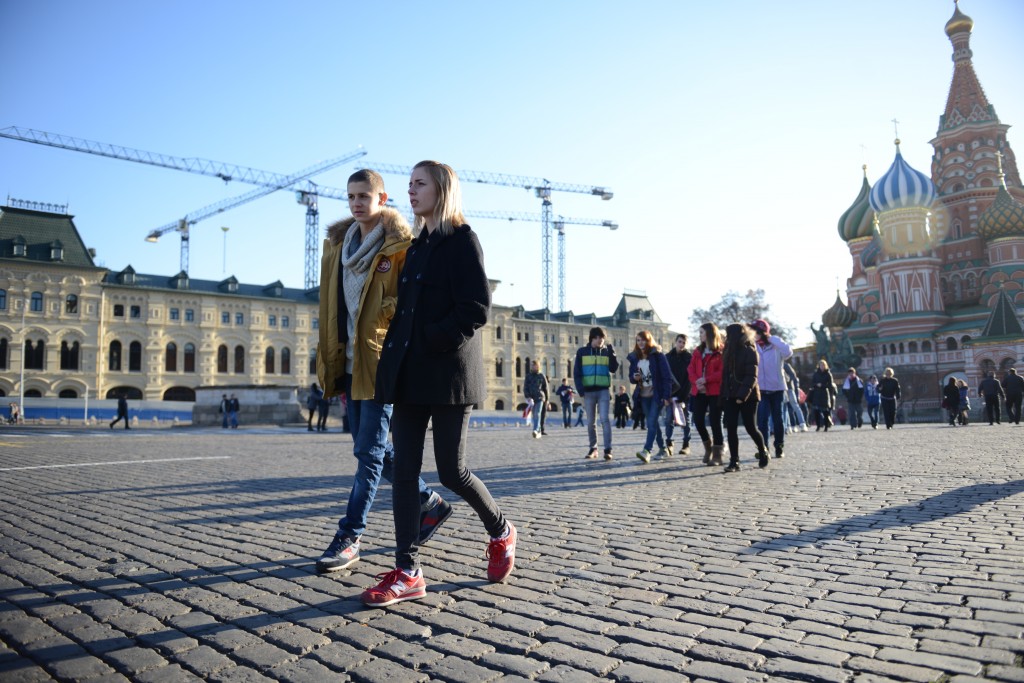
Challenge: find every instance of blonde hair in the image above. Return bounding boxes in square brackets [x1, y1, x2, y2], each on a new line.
[818, 359, 830, 371]
[883, 367, 894, 378]
[412, 160, 465, 237]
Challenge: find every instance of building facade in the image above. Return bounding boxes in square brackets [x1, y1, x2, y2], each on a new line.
[0, 201, 319, 401]
[828, 3, 1024, 409]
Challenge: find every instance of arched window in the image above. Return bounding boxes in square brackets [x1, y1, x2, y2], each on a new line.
[951, 219, 962, 239]
[234, 345, 245, 374]
[0, 338, 7, 370]
[281, 347, 291, 374]
[946, 337, 957, 351]
[65, 294, 78, 314]
[109, 340, 122, 371]
[217, 345, 228, 373]
[30, 291, 43, 312]
[265, 347, 275, 374]
[495, 399, 505, 410]
[908, 342, 918, 353]
[922, 340, 932, 352]
[129, 341, 142, 372]
[60, 340, 80, 370]
[25, 389, 42, 398]
[999, 357, 1016, 373]
[24, 340, 45, 370]
[889, 343, 896, 355]
[515, 357, 522, 378]
[184, 343, 196, 373]
[495, 357, 503, 378]
[979, 359, 996, 375]
[966, 273, 977, 293]
[961, 335, 972, 346]
[166, 342, 177, 372]
[898, 343, 904, 354]
[59, 389, 78, 398]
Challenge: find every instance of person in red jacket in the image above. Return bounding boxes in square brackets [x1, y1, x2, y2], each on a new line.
[687, 322, 725, 465]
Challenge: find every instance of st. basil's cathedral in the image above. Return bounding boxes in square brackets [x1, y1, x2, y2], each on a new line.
[819, 1, 1024, 408]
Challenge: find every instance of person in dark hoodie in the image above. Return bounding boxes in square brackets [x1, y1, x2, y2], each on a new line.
[314, 169, 450, 576]
[628, 330, 673, 464]
[942, 376, 961, 426]
[664, 333, 692, 457]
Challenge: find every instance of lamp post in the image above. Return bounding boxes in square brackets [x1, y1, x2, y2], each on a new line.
[19, 297, 27, 422]
[221, 226, 229, 273]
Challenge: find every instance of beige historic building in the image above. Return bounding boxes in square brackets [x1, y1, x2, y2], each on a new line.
[2, 201, 676, 409]
[0, 201, 319, 401]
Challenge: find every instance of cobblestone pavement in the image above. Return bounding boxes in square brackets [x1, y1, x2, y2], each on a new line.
[1, 420, 1023, 682]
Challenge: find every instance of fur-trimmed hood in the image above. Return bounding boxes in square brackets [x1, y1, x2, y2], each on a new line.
[325, 207, 413, 246]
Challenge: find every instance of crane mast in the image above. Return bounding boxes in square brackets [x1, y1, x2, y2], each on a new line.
[363, 163, 613, 310]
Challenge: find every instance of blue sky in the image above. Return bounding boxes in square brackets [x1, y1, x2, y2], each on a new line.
[2, 0, 1022, 345]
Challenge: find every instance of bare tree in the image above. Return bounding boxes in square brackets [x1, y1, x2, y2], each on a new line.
[690, 289, 796, 342]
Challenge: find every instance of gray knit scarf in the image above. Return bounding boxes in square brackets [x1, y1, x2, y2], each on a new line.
[342, 224, 385, 370]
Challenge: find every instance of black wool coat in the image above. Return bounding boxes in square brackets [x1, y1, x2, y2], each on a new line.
[375, 225, 490, 406]
[722, 345, 760, 403]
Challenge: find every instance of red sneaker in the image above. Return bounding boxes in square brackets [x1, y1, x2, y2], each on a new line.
[360, 568, 426, 607]
[486, 523, 517, 583]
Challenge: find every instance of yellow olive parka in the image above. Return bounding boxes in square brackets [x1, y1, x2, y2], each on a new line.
[316, 207, 413, 401]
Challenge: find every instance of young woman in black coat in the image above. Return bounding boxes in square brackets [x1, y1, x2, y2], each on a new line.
[720, 323, 768, 472]
[363, 161, 516, 607]
[878, 367, 902, 429]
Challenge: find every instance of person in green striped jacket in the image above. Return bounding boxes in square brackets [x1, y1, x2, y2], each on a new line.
[573, 326, 620, 461]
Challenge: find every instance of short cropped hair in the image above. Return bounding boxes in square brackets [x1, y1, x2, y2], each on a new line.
[348, 168, 386, 195]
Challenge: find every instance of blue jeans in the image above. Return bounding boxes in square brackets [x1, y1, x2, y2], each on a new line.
[847, 401, 863, 428]
[229, 410, 238, 428]
[583, 390, 611, 451]
[561, 402, 572, 427]
[756, 390, 785, 448]
[530, 399, 543, 433]
[641, 395, 666, 452]
[866, 403, 880, 427]
[337, 375, 435, 540]
[664, 399, 690, 445]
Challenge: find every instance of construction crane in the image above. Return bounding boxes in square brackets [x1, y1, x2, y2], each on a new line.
[364, 162, 613, 310]
[145, 151, 365, 277]
[0, 126, 366, 288]
[386, 204, 617, 311]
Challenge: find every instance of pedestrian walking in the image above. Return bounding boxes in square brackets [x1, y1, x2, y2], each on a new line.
[809, 360, 836, 431]
[524, 360, 549, 439]
[628, 330, 673, 464]
[314, 168, 450, 575]
[751, 319, 792, 457]
[219, 393, 229, 429]
[365, 161, 515, 606]
[555, 379, 575, 429]
[979, 371, 1005, 425]
[942, 377, 961, 426]
[957, 379, 971, 425]
[688, 322, 725, 465]
[573, 326, 619, 460]
[613, 385, 631, 429]
[865, 374, 881, 428]
[109, 392, 130, 430]
[841, 367, 865, 429]
[1003, 368, 1023, 425]
[721, 323, 768, 472]
[665, 333, 692, 456]
[228, 394, 240, 428]
[307, 383, 322, 432]
[878, 367, 901, 430]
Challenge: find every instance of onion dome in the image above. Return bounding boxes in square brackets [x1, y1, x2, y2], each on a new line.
[869, 139, 937, 213]
[822, 292, 856, 329]
[838, 166, 875, 242]
[945, 1, 973, 37]
[978, 181, 1024, 240]
[860, 234, 882, 269]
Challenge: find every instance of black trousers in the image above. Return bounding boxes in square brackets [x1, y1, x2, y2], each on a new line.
[723, 396, 766, 465]
[391, 404, 506, 572]
[984, 396, 1002, 424]
[881, 397, 897, 428]
[1007, 395, 1022, 425]
[691, 393, 723, 445]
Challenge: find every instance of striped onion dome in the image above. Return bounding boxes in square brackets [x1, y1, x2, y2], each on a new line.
[978, 184, 1024, 240]
[869, 140, 937, 213]
[860, 234, 882, 269]
[838, 166, 875, 242]
[822, 292, 857, 329]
